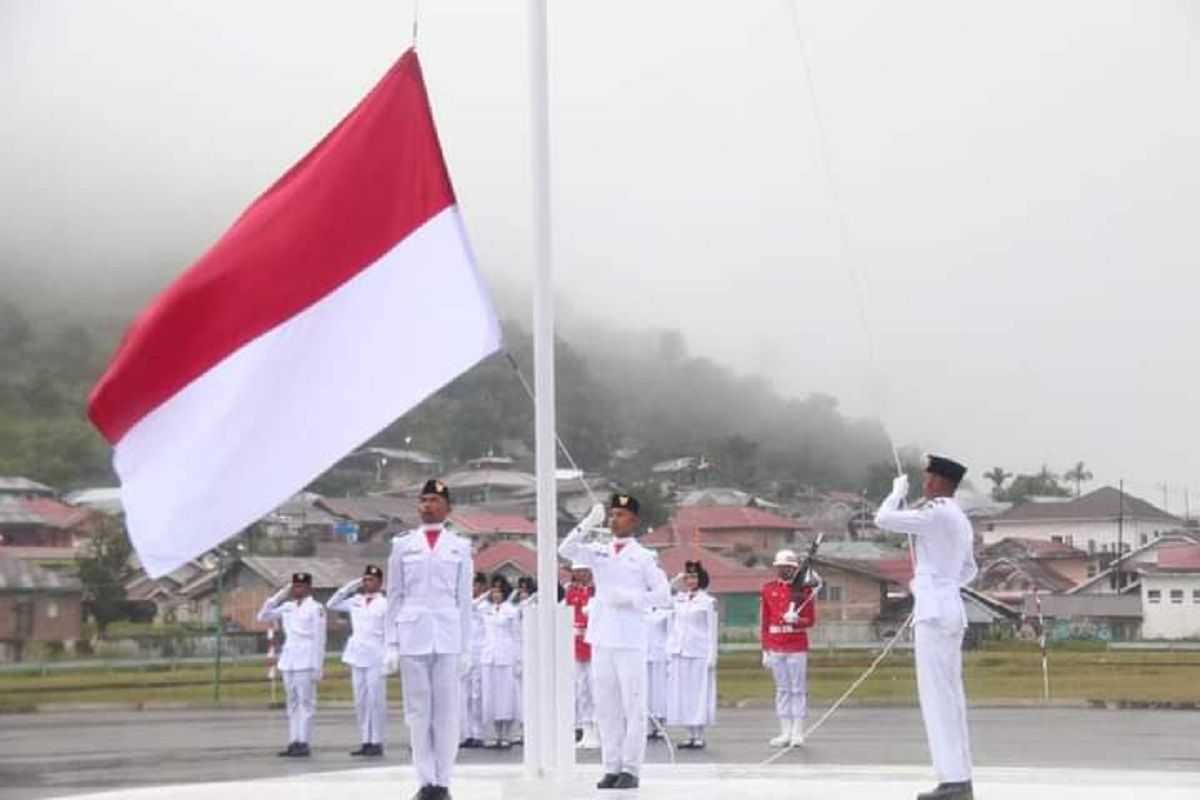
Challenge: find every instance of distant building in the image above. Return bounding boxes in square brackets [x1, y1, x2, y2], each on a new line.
[1138, 542, 1200, 639]
[0, 477, 56, 500]
[642, 506, 808, 555]
[0, 496, 100, 549]
[0, 551, 83, 661]
[974, 537, 1096, 606]
[981, 486, 1182, 553]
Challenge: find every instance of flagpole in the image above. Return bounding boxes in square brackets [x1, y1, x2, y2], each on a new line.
[527, 0, 567, 777]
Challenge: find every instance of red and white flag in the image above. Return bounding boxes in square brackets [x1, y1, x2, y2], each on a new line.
[89, 51, 500, 577]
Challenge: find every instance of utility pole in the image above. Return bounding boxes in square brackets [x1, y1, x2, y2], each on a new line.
[1115, 480, 1124, 593]
[214, 550, 225, 702]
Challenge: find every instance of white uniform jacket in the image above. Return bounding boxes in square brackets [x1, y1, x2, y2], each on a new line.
[327, 585, 388, 668]
[257, 594, 327, 672]
[385, 526, 473, 656]
[667, 589, 718, 662]
[480, 601, 522, 666]
[559, 532, 670, 650]
[874, 495, 978, 628]
[647, 607, 671, 663]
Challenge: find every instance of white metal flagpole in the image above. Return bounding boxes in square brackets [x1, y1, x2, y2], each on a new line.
[526, 0, 571, 778]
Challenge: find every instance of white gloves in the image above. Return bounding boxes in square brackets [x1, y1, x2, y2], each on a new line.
[384, 646, 400, 676]
[761, 651, 773, 669]
[782, 609, 800, 625]
[581, 502, 606, 532]
[890, 474, 909, 499]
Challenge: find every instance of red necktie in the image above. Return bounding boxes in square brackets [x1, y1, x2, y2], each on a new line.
[365, 595, 375, 605]
[425, 529, 440, 549]
[613, 542, 626, 555]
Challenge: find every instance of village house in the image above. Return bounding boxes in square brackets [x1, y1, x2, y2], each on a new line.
[642, 506, 809, 556]
[1137, 542, 1200, 639]
[0, 551, 83, 661]
[981, 486, 1182, 553]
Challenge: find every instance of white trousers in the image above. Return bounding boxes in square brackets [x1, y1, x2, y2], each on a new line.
[667, 656, 715, 726]
[646, 659, 668, 720]
[575, 660, 596, 725]
[481, 663, 519, 724]
[593, 646, 648, 776]
[914, 622, 973, 782]
[282, 668, 316, 744]
[351, 665, 387, 745]
[400, 654, 460, 787]
[461, 662, 484, 740]
[767, 651, 808, 721]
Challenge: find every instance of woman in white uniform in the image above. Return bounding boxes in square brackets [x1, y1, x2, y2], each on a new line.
[480, 575, 521, 748]
[646, 604, 671, 739]
[326, 564, 388, 756]
[667, 560, 718, 749]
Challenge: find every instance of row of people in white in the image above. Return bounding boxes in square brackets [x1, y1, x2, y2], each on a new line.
[326, 566, 389, 755]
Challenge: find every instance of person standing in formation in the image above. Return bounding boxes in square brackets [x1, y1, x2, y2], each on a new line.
[760, 549, 816, 748]
[480, 575, 522, 748]
[385, 479, 473, 800]
[667, 560, 718, 749]
[327, 564, 389, 756]
[874, 455, 977, 800]
[559, 493, 670, 791]
[645, 596, 671, 742]
[257, 572, 327, 758]
[460, 572, 489, 749]
[564, 563, 600, 749]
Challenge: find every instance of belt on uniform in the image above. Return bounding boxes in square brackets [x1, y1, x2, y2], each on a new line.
[768, 625, 800, 634]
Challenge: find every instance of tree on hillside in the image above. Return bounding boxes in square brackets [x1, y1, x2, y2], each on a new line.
[983, 467, 1013, 500]
[1063, 461, 1093, 498]
[77, 518, 133, 636]
[998, 465, 1071, 504]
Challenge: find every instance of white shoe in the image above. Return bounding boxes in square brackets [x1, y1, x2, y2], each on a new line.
[769, 720, 791, 747]
[788, 720, 805, 747]
[579, 723, 600, 750]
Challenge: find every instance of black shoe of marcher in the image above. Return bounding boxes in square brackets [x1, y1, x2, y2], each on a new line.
[597, 773, 621, 789]
[277, 742, 298, 757]
[613, 772, 640, 789]
[350, 744, 371, 756]
[692, 738, 706, 750]
[677, 738, 693, 749]
[647, 728, 663, 741]
[917, 781, 974, 800]
[410, 786, 434, 800]
[366, 744, 384, 757]
[575, 727, 584, 743]
[291, 743, 311, 757]
[429, 787, 450, 800]
[459, 737, 480, 749]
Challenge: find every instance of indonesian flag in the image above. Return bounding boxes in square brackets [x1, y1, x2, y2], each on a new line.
[88, 51, 500, 577]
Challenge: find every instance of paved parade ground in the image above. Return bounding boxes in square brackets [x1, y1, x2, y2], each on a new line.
[2, 706, 1197, 799]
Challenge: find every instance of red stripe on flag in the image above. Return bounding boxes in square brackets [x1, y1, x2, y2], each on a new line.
[88, 50, 454, 443]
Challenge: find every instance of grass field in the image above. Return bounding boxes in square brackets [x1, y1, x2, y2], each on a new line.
[1, 644, 1197, 712]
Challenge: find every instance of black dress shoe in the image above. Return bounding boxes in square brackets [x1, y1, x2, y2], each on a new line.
[597, 773, 621, 789]
[277, 742, 298, 757]
[410, 786, 434, 800]
[613, 772, 640, 789]
[350, 744, 371, 756]
[366, 743, 384, 756]
[691, 738, 706, 749]
[429, 787, 451, 800]
[677, 738, 693, 749]
[459, 738, 481, 749]
[917, 781, 973, 800]
[291, 743, 311, 757]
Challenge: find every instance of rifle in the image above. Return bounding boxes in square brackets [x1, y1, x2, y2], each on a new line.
[788, 531, 824, 607]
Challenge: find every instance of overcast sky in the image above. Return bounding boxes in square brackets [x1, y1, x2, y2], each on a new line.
[3, 1, 1199, 509]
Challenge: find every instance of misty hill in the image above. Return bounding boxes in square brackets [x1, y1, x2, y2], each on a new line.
[0, 289, 899, 496]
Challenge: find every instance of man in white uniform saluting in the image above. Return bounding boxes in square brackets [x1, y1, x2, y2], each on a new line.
[257, 571, 326, 757]
[385, 479, 473, 800]
[559, 493, 670, 791]
[327, 563, 388, 756]
[874, 455, 978, 800]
